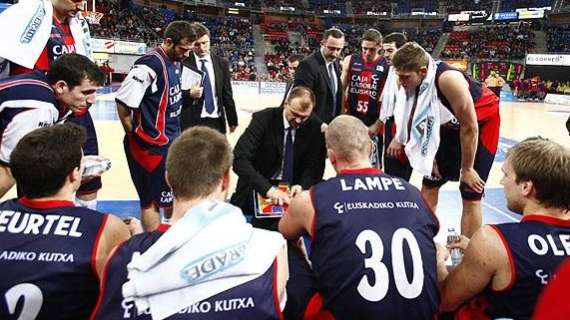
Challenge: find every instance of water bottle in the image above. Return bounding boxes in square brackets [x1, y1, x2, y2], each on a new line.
[83, 158, 112, 177]
[447, 227, 463, 266]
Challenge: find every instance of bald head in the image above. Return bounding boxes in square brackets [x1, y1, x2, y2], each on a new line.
[325, 115, 371, 164]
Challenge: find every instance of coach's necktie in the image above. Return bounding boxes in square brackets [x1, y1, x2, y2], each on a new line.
[200, 59, 215, 114]
[328, 63, 337, 117]
[282, 127, 294, 183]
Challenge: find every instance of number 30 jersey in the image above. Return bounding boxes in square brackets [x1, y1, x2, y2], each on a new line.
[309, 168, 439, 319]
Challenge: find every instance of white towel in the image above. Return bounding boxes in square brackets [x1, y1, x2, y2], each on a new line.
[122, 200, 286, 320]
[379, 66, 398, 123]
[0, 0, 91, 71]
[393, 54, 455, 176]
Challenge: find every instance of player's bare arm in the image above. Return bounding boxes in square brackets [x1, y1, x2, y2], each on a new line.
[439, 225, 509, 311]
[340, 55, 351, 114]
[116, 101, 133, 134]
[93, 214, 131, 278]
[439, 71, 484, 192]
[279, 190, 314, 240]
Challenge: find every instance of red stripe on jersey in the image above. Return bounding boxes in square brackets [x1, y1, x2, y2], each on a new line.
[134, 48, 170, 146]
[303, 292, 335, 320]
[0, 79, 53, 92]
[489, 225, 517, 292]
[91, 214, 109, 278]
[18, 197, 74, 209]
[271, 259, 285, 319]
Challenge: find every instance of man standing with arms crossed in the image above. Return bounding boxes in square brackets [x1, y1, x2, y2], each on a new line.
[116, 21, 196, 231]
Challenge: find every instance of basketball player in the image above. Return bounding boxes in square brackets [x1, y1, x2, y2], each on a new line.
[0, 54, 104, 198]
[392, 42, 500, 237]
[0, 123, 130, 319]
[438, 137, 570, 319]
[280, 115, 440, 319]
[116, 21, 197, 231]
[91, 127, 288, 319]
[340, 29, 389, 166]
[0, 0, 104, 210]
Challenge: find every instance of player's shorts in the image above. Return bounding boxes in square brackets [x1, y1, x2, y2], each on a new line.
[123, 134, 172, 209]
[66, 111, 101, 194]
[422, 110, 500, 201]
[383, 116, 412, 181]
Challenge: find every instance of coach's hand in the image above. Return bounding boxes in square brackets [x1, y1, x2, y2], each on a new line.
[266, 187, 292, 206]
[189, 85, 203, 99]
[460, 168, 485, 193]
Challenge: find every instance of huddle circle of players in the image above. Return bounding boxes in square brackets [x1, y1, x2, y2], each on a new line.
[0, 3, 569, 319]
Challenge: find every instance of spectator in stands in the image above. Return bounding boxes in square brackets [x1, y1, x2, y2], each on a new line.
[438, 137, 570, 319]
[280, 54, 305, 106]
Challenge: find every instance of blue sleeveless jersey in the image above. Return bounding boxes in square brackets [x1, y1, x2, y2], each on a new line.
[0, 198, 108, 320]
[460, 215, 570, 320]
[346, 54, 388, 126]
[92, 224, 282, 320]
[309, 168, 439, 319]
[132, 48, 183, 149]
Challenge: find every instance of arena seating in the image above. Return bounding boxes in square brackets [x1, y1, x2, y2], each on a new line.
[546, 25, 570, 53]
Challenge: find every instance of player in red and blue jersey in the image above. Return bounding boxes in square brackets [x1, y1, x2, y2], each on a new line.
[92, 127, 287, 320]
[4, 0, 103, 210]
[116, 21, 196, 231]
[438, 137, 570, 319]
[0, 124, 129, 319]
[392, 42, 500, 238]
[341, 29, 389, 168]
[0, 54, 103, 198]
[280, 116, 440, 319]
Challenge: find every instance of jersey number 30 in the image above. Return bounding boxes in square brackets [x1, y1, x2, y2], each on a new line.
[4, 283, 43, 320]
[355, 228, 424, 302]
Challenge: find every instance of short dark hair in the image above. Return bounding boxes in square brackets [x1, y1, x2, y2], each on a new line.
[323, 27, 344, 41]
[164, 21, 197, 45]
[166, 126, 232, 200]
[47, 53, 105, 88]
[11, 123, 86, 199]
[190, 22, 210, 39]
[507, 137, 570, 211]
[288, 54, 305, 64]
[362, 29, 383, 45]
[384, 32, 407, 49]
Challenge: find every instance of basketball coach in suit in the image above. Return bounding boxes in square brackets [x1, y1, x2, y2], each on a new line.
[180, 22, 238, 134]
[293, 27, 344, 130]
[230, 86, 324, 231]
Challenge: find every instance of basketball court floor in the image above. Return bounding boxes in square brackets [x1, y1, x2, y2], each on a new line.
[7, 87, 569, 244]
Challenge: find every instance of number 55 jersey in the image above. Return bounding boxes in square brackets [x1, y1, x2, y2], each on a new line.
[309, 168, 440, 319]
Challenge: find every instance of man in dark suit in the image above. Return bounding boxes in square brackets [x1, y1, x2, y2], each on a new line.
[231, 86, 324, 230]
[180, 22, 238, 134]
[279, 54, 304, 107]
[293, 28, 345, 131]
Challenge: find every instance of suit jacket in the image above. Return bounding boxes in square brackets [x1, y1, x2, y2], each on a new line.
[293, 50, 342, 124]
[230, 106, 325, 223]
[180, 54, 238, 133]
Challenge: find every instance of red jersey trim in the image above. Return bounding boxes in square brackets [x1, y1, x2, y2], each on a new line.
[0, 79, 53, 92]
[89, 239, 129, 320]
[339, 167, 382, 175]
[18, 196, 74, 209]
[156, 223, 170, 233]
[91, 214, 109, 279]
[271, 258, 284, 319]
[134, 47, 171, 146]
[488, 225, 516, 292]
[309, 187, 317, 243]
[522, 214, 570, 227]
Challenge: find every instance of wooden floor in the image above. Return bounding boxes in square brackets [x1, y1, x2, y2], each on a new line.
[4, 89, 570, 243]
